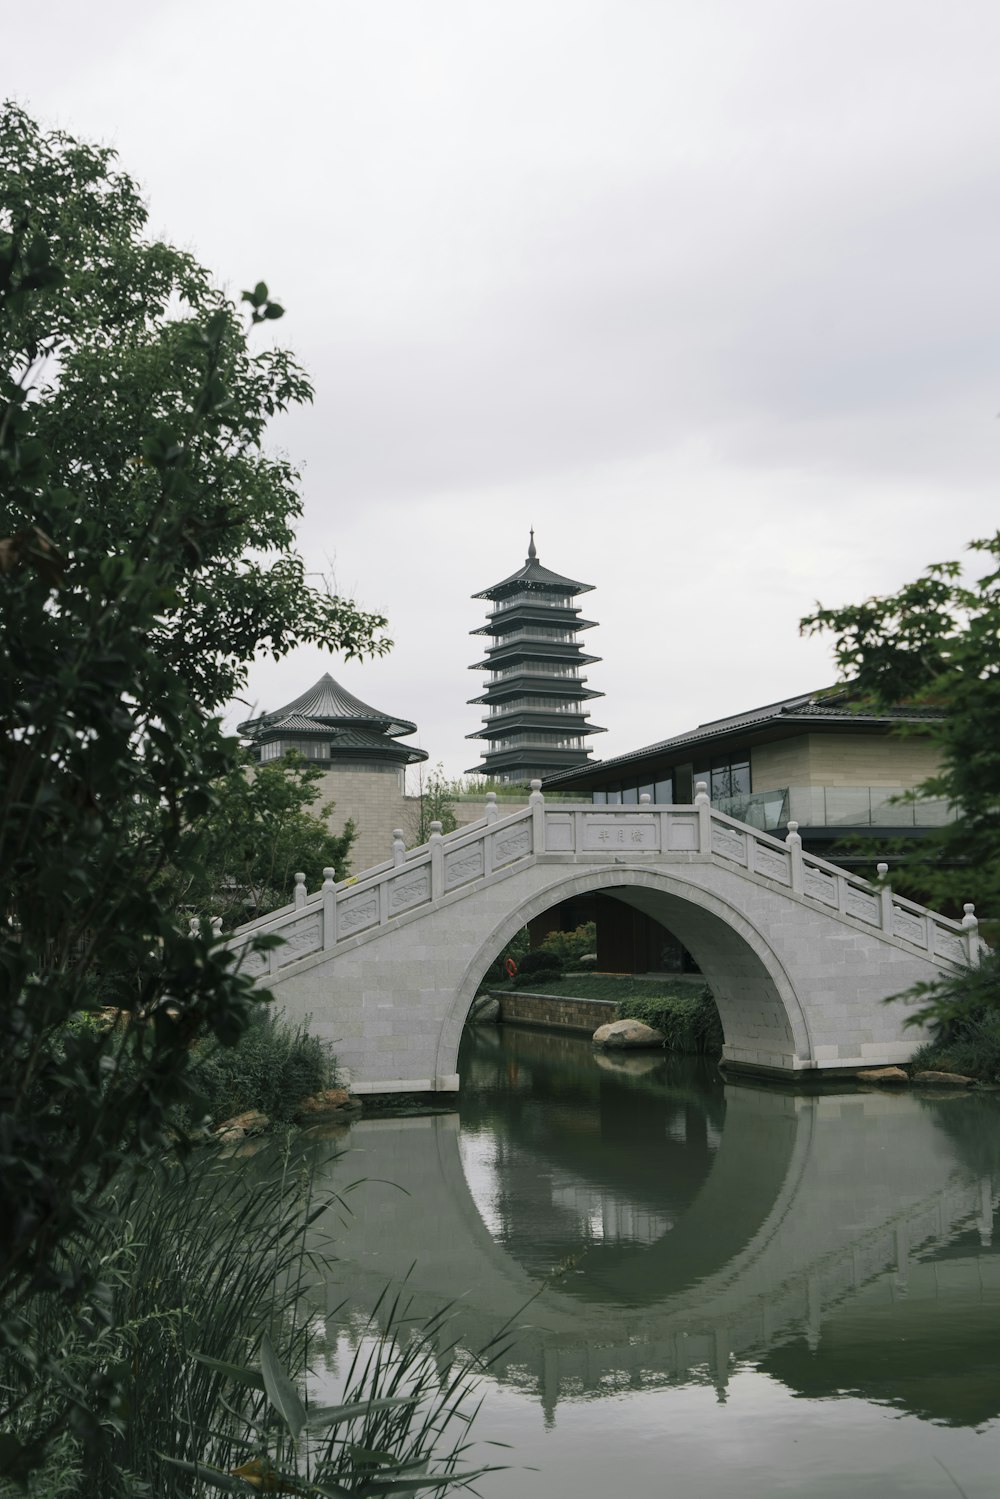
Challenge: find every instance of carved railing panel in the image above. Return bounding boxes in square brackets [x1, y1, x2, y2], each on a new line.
[220, 788, 978, 974]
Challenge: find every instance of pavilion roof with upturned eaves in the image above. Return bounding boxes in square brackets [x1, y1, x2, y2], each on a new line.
[238, 672, 418, 740]
[472, 531, 594, 600]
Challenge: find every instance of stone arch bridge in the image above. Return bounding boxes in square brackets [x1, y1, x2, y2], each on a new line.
[224, 785, 982, 1093]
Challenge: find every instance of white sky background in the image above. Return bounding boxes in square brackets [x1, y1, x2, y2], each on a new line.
[7, 1, 1000, 779]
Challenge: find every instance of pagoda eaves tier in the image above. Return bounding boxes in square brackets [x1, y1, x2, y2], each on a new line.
[467, 532, 605, 782]
[238, 673, 428, 769]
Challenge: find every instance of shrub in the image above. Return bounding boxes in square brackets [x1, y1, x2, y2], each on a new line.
[621, 986, 723, 1056]
[538, 922, 597, 968]
[184, 1008, 335, 1125]
[511, 949, 565, 988]
[909, 1007, 1000, 1083]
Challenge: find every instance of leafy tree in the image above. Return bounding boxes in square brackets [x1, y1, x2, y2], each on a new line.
[801, 533, 1000, 1031]
[408, 761, 459, 845]
[0, 103, 388, 1478]
[173, 749, 356, 930]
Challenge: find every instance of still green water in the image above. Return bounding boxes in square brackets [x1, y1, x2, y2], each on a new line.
[308, 1026, 1000, 1496]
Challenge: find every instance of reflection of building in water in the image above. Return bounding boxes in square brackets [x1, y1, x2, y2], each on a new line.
[549, 1174, 674, 1245]
[304, 1034, 1000, 1428]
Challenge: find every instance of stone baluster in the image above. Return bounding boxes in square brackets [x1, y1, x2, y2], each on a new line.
[962, 903, 981, 966]
[322, 866, 337, 949]
[293, 872, 307, 909]
[392, 828, 406, 867]
[694, 781, 711, 854]
[188, 916, 200, 938]
[485, 791, 498, 824]
[876, 862, 893, 936]
[429, 821, 444, 900]
[529, 778, 545, 851]
[785, 821, 803, 893]
[211, 917, 222, 938]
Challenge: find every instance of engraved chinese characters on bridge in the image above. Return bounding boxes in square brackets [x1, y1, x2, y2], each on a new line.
[582, 816, 657, 852]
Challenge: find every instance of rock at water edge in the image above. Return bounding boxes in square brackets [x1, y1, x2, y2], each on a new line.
[856, 1067, 909, 1084]
[592, 1018, 665, 1050]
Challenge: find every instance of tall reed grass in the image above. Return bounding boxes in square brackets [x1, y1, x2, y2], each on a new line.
[1, 1141, 508, 1497]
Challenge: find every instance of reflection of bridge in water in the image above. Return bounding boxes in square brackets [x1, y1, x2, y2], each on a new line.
[306, 1034, 1000, 1424]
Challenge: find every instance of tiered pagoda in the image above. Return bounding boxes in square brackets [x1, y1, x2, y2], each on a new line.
[238, 673, 427, 774]
[467, 531, 604, 782]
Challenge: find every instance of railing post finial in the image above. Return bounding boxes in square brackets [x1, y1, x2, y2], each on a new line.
[963, 903, 982, 967]
[694, 781, 710, 807]
[529, 778, 544, 805]
[392, 828, 406, 866]
[785, 821, 803, 893]
[294, 871, 307, 908]
[485, 791, 498, 824]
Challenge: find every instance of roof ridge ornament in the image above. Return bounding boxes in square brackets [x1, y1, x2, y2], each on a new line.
[527, 527, 537, 561]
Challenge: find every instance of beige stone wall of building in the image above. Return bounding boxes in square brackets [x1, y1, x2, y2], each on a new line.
[752, 734, 940, 791]
[314, 767, 409, 875]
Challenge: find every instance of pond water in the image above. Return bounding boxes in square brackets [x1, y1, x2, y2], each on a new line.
[305, 1026, 1000, 1496]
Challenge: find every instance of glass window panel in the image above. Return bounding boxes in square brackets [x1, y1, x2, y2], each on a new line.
[622, 786, 638, 804]
[606, 784, 621, 805]
[654, 778, 673, 803]
[592, 790, 607, 805]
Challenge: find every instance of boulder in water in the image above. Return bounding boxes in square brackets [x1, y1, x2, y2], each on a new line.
[592, 1018, 664, 1049]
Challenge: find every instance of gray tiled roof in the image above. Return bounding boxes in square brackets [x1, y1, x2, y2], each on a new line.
[542, 687, 944, 785]
[238, 672, 417, 739]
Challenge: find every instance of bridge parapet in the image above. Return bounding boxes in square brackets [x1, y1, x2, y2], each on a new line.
[223, 780, 982, 980]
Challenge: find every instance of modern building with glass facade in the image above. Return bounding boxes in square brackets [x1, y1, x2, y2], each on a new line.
[541, 687, 950, 866]
[467, 532, 605, 782]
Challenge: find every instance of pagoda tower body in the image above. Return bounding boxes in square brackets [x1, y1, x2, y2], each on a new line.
[467, 532, 604, 782]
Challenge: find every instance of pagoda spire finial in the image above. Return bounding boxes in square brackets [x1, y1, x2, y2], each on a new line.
[527, 527, 537, 561]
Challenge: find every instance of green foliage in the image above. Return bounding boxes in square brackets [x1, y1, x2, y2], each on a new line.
[537, 922, 596, 967]
[621, 986, 723, 1056]
[2, 1146, 502, 1497]
[172, 749, 355, 930]
[511, 950, 564, 987]
[801, 532, 1000, 1029]
[407, 763, 458, 846]
[0, 102, 388, 1479]
[185, 1009, 335, 1126]
[801, 534, 1000, 916]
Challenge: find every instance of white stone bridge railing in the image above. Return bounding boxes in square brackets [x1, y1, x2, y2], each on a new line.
[220, 782, 984, 980]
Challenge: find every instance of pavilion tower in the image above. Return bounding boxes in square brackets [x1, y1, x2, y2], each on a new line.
[467, 531, 604, 782]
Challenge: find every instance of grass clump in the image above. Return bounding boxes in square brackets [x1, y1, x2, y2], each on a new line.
[908, 1010, 1000, 1083]
[184, 1007, 335, 1126]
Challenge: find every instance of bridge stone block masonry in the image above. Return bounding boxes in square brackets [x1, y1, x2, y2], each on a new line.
[221, 783, 985, 1092]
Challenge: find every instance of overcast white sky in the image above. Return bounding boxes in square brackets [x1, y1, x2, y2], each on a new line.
[7, 2, 1000, 779]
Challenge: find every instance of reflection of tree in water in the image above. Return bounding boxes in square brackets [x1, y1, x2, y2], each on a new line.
[919, 1090, 1000, 1178]
[759, 1092, 1000, 1430]
[759, 1280, 1000, 1429]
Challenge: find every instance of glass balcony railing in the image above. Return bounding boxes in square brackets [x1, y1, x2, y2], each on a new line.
[711, 786, 957, 832]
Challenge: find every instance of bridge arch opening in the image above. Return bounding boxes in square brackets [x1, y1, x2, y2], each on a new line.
[437, 867, 813, 1082]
